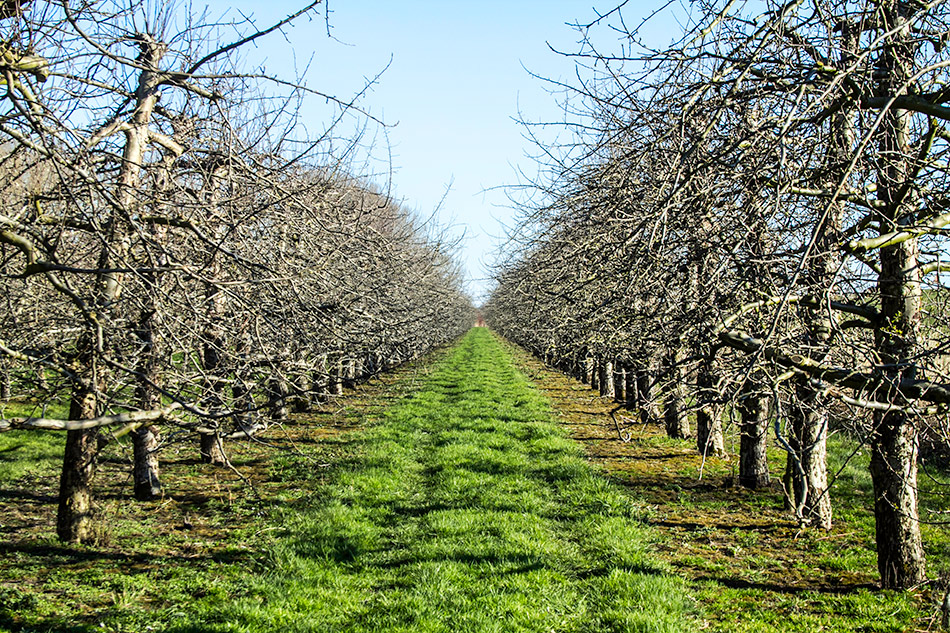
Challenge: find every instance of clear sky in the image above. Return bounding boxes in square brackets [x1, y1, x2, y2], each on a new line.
[198, 0, 677, 302]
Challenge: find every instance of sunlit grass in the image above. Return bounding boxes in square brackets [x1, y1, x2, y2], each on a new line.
[0, 429, 63, 480]
[174, 328, 690, 632]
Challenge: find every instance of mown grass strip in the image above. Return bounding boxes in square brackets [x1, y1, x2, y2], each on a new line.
[175, 328, 689, 632]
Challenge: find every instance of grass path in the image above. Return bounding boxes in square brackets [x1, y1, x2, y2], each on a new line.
[188, 328, 688, 632]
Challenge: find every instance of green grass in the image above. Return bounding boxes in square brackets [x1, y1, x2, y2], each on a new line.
[0, 430, 63, 480]
[678, 429, 948, 632]
[0, 399, 69, 479]
[173, 329, 687, 632]
[503, 343, 950, 632]
[16, 327, 942, 631]
[172, 328, 689, 632]
[0, 330, 689, 632]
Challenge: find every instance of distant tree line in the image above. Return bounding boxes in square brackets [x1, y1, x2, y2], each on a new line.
[487, 0, 950, 590]
[0, 1, 473, 544]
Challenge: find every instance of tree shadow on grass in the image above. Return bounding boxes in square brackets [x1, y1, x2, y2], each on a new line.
[0, 487, 57, 504]
[703, 575, 878, 594]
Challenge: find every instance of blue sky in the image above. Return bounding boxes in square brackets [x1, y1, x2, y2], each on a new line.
[199, 0, 677, 301]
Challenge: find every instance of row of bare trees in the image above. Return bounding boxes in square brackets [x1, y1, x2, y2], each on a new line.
[0, 1, 473, 544]
[487, 0, 950, 589]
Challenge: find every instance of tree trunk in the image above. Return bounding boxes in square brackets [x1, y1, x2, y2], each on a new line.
[132, 302, 163, 501]
[0, 361, 10, 399]
[329, 354, 344, 396]
[787, 382, 832, 527]
[663, 347, 689, 439]
[292, 371, 312, 412]
[126, 40, 170, 499]
[696, 352, 725, 457]
[199, 432, 226, 465]
[590, 356, 600, 391]
[612, 363, 624, 403]
[635, 357, 659, 425]
[201, 321, 227, 465]
[784, 20, 857, 532]
[132, 425, 161, 500]
[624, 365, 638, 411]
[870, 409, 926, 587]
[599, 358, 614, 398]
[737, 375, 770, 489]
[269, 375, 289, 420]
[314, 354, 330, 403]
[232, 371, 254, 431]
[867, 0, 927, 589]
[57, 375, 98, 543]
[342, 357, 357, 389]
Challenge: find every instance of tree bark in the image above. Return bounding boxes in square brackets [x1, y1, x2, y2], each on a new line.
[132, 425, 161, 500]
[787, 383, 832, 528]
[314, 353, 330, 403]
[329, 353, 344, 396]
[342, 357, 357, 389]
[0, 360, 10, 400]
[635, 356, 659, 425]
[57, 367, 98, 543]
[132, 297, 163, 500]
[784, 19, 857, 532]
[200, 316, 227, 465]
[599, 358, 614, 398]
[612, 363, 624, 403]
[737, 374, 770, 489]
[199, 432, 226, 465]
[663, 347, 690, 439]
[624, 364, 638, 411]
[231, 358, 254, 432]
[268, 375, 289, 420]
[291, 372, 312, 412]
[696, 350, 725, 457]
